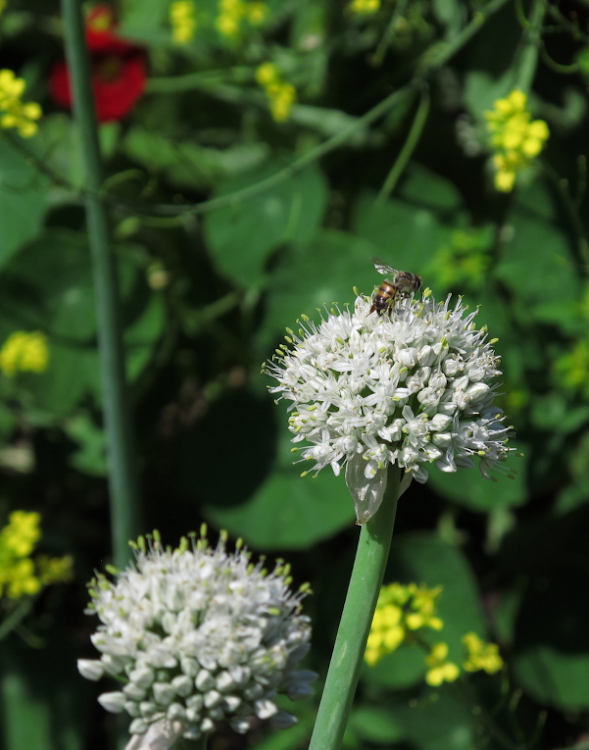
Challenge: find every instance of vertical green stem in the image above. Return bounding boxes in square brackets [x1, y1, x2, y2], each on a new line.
[60, 0, 142, 567]
[308, 466, 401, 750]
[513, 0, 546, 93]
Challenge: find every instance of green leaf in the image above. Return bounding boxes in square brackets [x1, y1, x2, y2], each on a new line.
[123, 127, 268, 191]
[513, 571, 589, 709]
[428, 451, 528, 512]
[351, 166, 464, 277]
[362, 640, 428, 690]
[0, 230, 165, 415]
[255, 229, 378, 354]
[204, 157, 329, 288]
[0, 137, 48, 270]
[495, 180, 581, 324]
[184, 387, 355, 550]
[349, 705, 406, 745]
[392, 687, 475, 750]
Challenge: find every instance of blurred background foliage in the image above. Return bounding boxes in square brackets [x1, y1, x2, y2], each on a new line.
[1, 0, 589, 748]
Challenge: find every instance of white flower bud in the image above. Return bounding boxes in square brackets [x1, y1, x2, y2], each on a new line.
[255, 699, 278, 719]
[229, 717, 251, 734]
[98, 691, 126, 714]
[224, 695, 241, 712]
[171, 675, 192, 697]
[215, 671, 235, 693]
[203, 690, 222, 709]
[166, 703, 187, 721]
[153, 682, 175, 707]
[195, 670, 215, 692]
[77, 659, 104, 681]
[270, 710, 298, 729]
[129, 667, 155, 689]
[123, 683, 146, 701]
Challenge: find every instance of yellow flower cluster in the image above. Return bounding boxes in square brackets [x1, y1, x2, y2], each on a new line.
[216, 0, 267, 39]
[0, 69, 42, 138]
[349, 0, 381, 13]
[425, 642, 460, 686]
[485, 90, 549, 192]
[170, 0, 197, 44]
[0, 511, 73, 599]
[255, 62, 296, 123]
[462, 632, 503, 674]
[0, 331, 49, 378]
[365, 582, 444, 666]
[366, 583, 504, 688]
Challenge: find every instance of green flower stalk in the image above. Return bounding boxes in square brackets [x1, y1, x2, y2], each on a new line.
[266, 277, 514, 748]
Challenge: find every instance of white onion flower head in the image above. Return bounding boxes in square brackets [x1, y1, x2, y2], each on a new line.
[265, 292, 514, 524]
[78, 529, 315, 750]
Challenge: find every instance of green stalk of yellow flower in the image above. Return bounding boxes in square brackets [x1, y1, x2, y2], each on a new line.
[60, 0, 143, 567]
[308, 465, 400, 750]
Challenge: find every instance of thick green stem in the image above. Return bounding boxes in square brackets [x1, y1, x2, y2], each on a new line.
[61, 0, 142, 567]
[308, 466, 401, 750]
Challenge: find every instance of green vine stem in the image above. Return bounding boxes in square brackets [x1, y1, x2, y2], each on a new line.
[61, 0, 142, 567]
[513, 0, 547, 93]
[376, 88, 430, 203]
[307, 466, 401, 750]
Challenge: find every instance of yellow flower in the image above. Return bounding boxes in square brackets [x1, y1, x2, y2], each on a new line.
[170, 0, 197, 44]
[216, 0, 267, 38]
[256, 64, 296, 122]
[0, 511, 72, 600]
[349, 0, 380, 13]
[2, 557, 41, 598]
[485, 89, 549, 193]
[365, 583, 446, 667]
[425, 643, 460, 686]
[0, 331, 49, 377]
[255, 62, 279, 87]
[0, 69, 42, 138]
[1, 511, 41, 557]
[37, 554, 74, 585]
[462, 632, 503, 674]
[267, 82, 296, 122]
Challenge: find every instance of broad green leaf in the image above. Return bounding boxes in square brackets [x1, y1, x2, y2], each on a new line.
[428, 450, 528, 512]
[0, 230, 165, 414]
[348, 705, 406, 745]
[362, 640, 428, 690]
[0, 137, 48, 269]
[204, 157, 329, 288]
[184, 388, 355, 550]
[351, 167, 464, 276]
[495, 180, 581, 323]
[392, 687, 475, 750]
[513, 571, 589, 709]
[123, 128, 268, 191]
[255, 229, 378, 354]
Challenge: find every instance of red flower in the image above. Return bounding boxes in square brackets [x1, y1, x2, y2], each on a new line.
[50, 5, 147, 123]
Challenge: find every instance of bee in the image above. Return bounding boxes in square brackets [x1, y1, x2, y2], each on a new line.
[369, 257, 422, 316]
